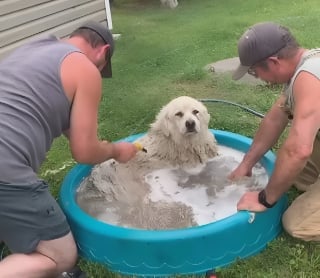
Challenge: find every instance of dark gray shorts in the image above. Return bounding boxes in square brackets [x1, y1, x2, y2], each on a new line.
[0, 181, 70, 254]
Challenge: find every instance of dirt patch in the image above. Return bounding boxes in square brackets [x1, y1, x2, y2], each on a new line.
[205, 57, 265, 86]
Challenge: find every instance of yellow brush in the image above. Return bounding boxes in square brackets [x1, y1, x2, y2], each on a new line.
[133, 142, 147, 153]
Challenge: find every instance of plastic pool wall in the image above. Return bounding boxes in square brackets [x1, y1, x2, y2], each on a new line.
[59, 129, 288, 276]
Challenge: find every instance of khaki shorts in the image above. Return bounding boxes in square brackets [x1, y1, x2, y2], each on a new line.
[292, 132, 320, 191]
[0, 181, 70, 253]
[282, 132, 320, 241]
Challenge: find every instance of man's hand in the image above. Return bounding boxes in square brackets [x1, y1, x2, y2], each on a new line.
[237, 191, 268, 212]
[228, 163, 252, 181]
[111, 141, 139, 163]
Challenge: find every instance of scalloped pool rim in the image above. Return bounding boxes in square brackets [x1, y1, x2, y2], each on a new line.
[59, 129, 288, 276]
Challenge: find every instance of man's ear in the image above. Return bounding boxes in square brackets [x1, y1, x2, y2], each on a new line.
[100, 44, 110, 57]
[268, 56, 280, 66]
[104, 44, 110, 53]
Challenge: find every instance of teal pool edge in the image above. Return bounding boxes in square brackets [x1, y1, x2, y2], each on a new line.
[59, 129, 288, 276]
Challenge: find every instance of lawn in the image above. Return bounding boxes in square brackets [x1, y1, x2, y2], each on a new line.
[41, 0, 320, 277]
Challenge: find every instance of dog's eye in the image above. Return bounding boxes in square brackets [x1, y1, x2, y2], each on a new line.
[175, 111, 183, 117]
[192, 110, 199, 115]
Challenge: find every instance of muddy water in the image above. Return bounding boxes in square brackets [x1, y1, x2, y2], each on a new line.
[76, 145, 268, 230]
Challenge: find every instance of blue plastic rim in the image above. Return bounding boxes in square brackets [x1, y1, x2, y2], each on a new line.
[59, 129, 288, 276]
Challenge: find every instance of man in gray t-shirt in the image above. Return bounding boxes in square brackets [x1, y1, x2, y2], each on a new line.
[0, 21, 138, 277]
[229, 21, 320, 242]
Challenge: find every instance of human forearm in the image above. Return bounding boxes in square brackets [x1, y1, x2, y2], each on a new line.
[229, 99, 288, 180]
[71, 140, 137, 165]
[237, 140, 310, 212]
[71, 140, 114, 164]
[264, 140, 311, 204]
[242, 111, 288, 168]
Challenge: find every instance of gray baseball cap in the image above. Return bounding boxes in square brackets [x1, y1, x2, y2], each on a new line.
[78, 21, 114, 78]
[232, 22, 288, 80]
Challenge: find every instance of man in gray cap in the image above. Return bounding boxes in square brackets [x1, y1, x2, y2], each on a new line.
[230, 22, 320, 241]
[71, 20, 115, 78]
[0, 21, 139, 277]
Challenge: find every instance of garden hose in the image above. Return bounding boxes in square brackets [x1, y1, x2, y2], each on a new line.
[199, 98, 265, 118]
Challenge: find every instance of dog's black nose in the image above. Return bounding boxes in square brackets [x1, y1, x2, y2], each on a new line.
[185, 120, 196, 131]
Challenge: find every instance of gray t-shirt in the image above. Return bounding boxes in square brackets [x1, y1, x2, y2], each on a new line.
[0, 35, 81, 184]
[283, 48, 320, 115]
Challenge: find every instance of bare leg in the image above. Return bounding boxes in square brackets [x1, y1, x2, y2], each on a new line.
[0, 232, 77, 278]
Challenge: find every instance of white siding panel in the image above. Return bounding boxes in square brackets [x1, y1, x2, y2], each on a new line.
[0, 13, 108, 60]
[1, 1, 105, 47]
[0, 0, 52, 16]
[0, 0, 93, 31]
[0, 0, 111, 60]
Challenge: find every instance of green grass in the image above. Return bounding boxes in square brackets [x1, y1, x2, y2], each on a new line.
[39, 0, 320, 277]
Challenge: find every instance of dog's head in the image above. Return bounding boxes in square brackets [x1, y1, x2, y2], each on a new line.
[151, 96, 210, 140]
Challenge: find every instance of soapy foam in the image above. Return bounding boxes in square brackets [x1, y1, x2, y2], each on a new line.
[77, 145, 268, 229]
[145, 145, 267, 225]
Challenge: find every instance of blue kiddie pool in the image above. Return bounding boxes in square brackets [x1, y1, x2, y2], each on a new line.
[59, 129, 288, 276]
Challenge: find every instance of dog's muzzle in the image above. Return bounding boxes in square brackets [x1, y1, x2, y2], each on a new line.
[185, 120, 196, 133]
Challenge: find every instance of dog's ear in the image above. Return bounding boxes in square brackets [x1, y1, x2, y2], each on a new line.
[203, 109, 210, 125]
[151, 109, 170, 137]
[200, 104, 211, 126]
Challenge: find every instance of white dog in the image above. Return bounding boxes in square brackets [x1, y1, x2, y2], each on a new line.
[77, 96, 218, 229]
[135, 95, 218, 167]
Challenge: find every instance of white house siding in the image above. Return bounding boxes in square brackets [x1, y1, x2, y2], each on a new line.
[0, 0, 112, 60]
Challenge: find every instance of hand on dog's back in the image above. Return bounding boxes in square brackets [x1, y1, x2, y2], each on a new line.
[111, 141, 138, 163]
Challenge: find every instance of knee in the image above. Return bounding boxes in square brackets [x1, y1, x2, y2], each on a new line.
[282, 205, 308, 240]
[56, 242, 78, 273]
[282, 205, 320, 241]
[282, 208, 295, 236]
